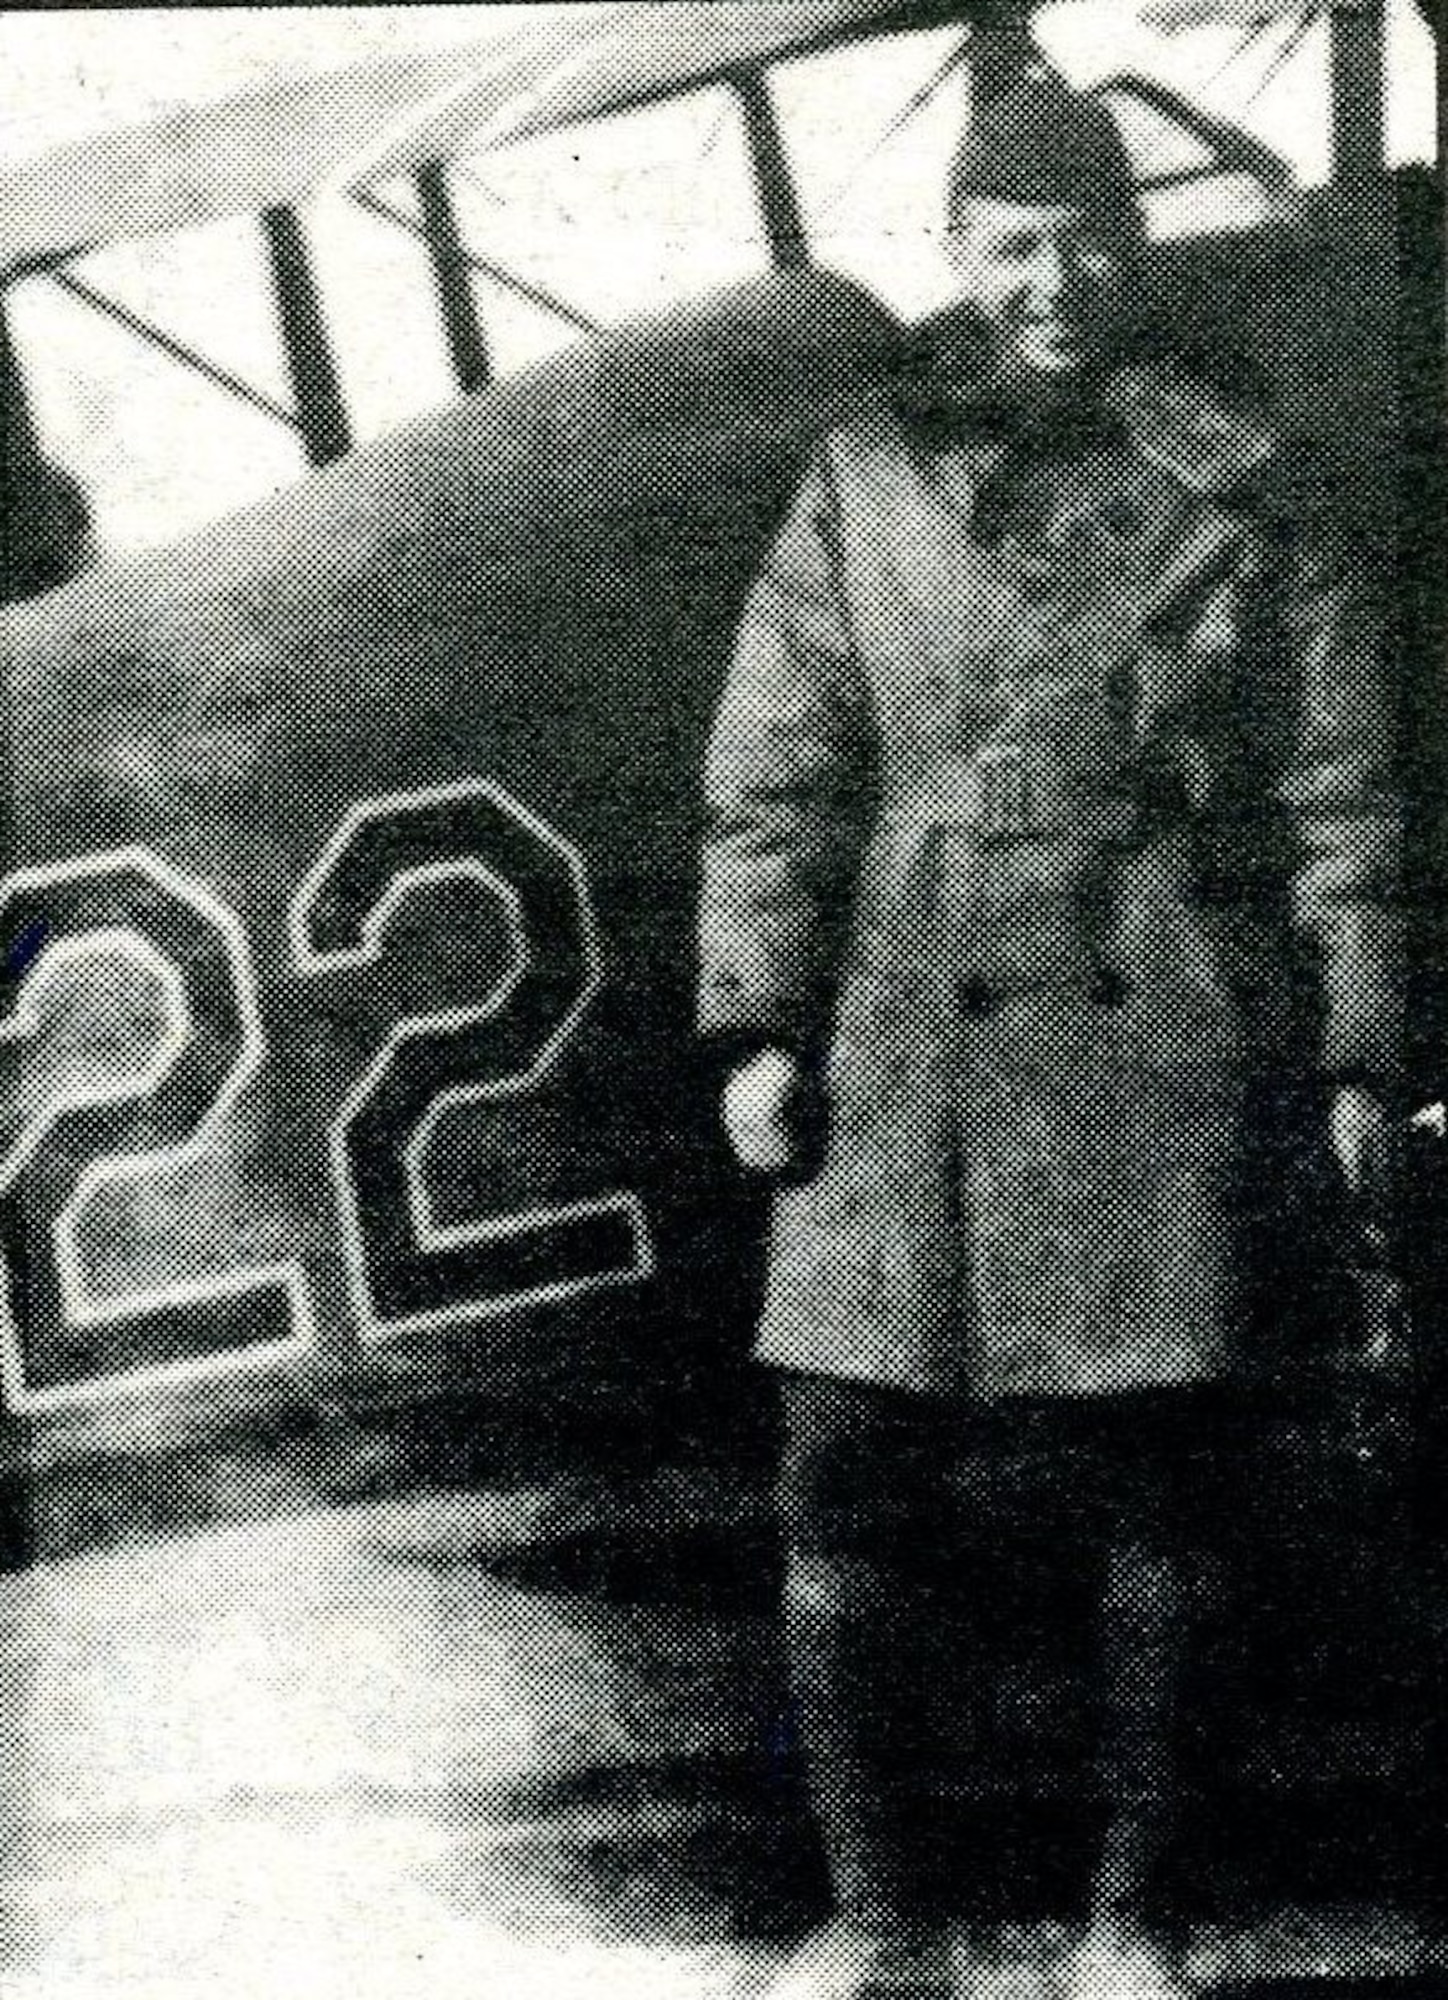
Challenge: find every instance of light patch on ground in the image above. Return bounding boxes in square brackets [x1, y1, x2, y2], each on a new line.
[0, 1490, 1442, 1995]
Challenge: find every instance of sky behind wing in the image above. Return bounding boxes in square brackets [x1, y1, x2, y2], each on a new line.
[0, 1, 1434, 559]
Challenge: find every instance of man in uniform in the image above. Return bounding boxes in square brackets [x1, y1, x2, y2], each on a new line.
[698, 54, 1401, 2000]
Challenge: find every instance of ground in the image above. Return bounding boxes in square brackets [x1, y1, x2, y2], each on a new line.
[0, 1388, 1444, 1998]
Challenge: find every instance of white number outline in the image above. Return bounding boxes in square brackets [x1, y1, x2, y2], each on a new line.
[289, 779, 654, 1343]
[0, 848, 316, 1414]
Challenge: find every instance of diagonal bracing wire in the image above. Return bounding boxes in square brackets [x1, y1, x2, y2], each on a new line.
[350, 184, 600, 335]
[1247, 3, 1319, 101]
[805, 29, 974, 225]
[43, 269, 299, 429]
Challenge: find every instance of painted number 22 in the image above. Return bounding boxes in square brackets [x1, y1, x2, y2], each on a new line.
[0, 780, 654, 1412]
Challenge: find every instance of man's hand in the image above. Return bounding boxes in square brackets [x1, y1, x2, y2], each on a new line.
[723, 1046, 805, 1173]
[1329, 1085, 1391, 1195]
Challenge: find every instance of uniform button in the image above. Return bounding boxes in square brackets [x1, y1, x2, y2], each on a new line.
[1086, 966, 1131, 1008]
[957, 978, 999, 1019]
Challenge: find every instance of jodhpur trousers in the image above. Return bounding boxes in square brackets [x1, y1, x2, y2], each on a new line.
[775, 1369, 1240, 1931]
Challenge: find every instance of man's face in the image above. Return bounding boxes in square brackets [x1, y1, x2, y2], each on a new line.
[946, 198, 1136, 382]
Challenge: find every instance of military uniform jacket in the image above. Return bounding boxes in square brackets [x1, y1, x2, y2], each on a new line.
[697, 363, 1402, 1400]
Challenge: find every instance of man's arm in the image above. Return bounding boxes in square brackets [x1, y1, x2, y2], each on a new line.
[1276, 541, 1404, 1181]
[698, 452, 872, 1166]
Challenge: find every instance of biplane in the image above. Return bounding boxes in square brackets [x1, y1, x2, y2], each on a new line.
[0, 0, 1439, 1479]
[0, 7, 1442, 1965]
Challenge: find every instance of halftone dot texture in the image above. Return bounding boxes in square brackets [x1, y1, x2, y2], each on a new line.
[0, 5, 1443, 1999]
[945, 57, 1139, 230]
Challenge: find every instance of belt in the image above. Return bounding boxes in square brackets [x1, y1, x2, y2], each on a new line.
[919, 741, 1082, 844]
[891, 739, 1173, 848]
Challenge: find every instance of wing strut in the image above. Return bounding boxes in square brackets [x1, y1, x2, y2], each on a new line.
[1329, 0, 1386, 195]
[731, 69, 811, 271]
[413, 162, 492, 394]
[260, 206, 352, 467]
[351, 186, 600, 337]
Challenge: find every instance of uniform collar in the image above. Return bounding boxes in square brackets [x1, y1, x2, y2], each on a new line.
[899, 373, 1123, 464]
[896, 308, 1124, 458]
